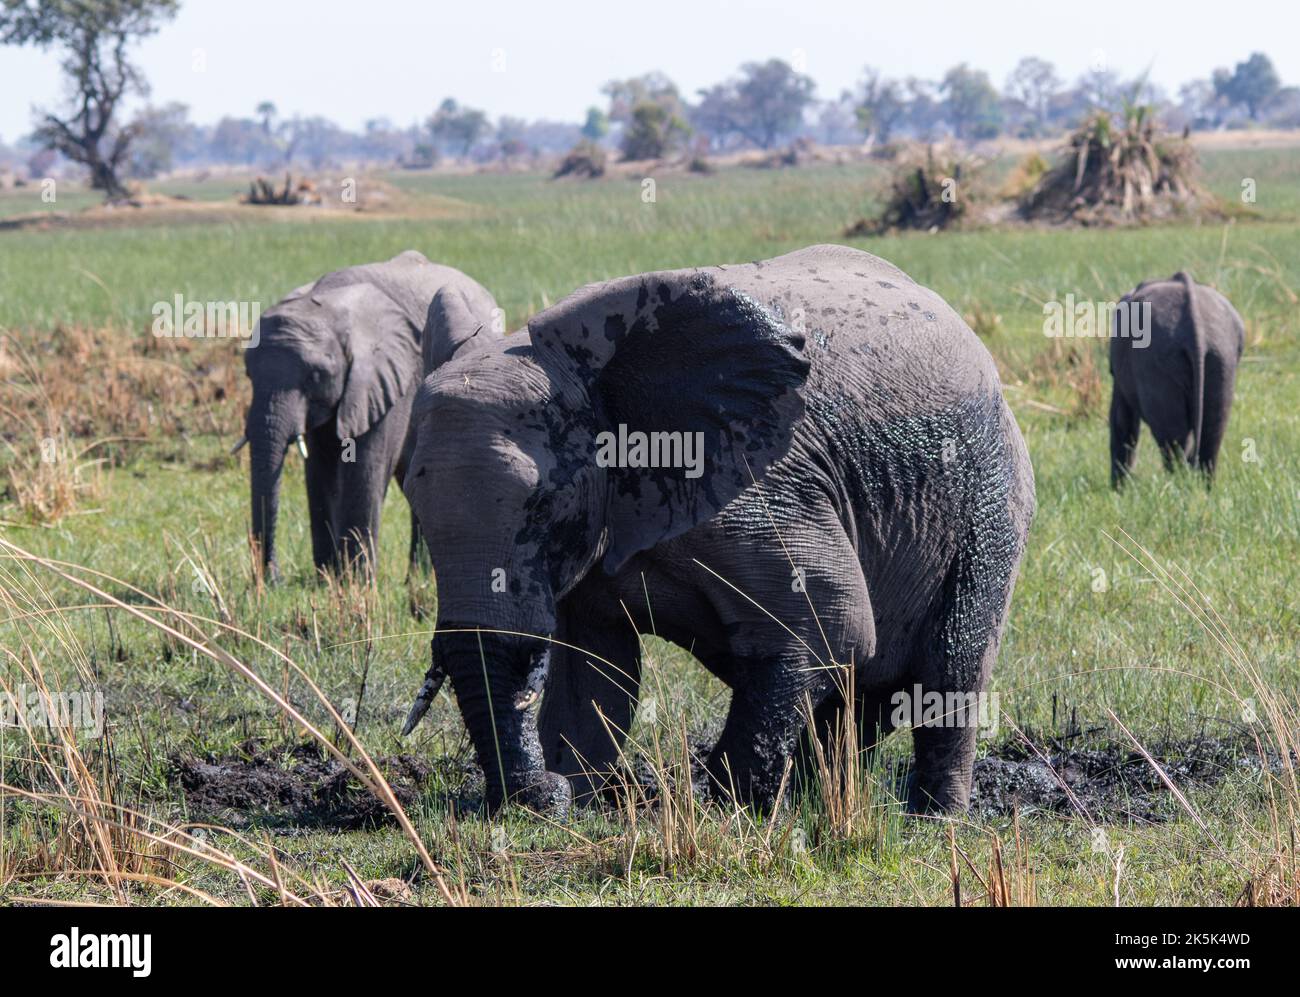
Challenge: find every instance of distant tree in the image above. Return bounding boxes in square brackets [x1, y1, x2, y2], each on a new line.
[359, 117, 411, 163]
[814, 95, 860, 145]
[127, 102, 191, 178]
[515, 119, 584, 155]
[255, 101, 278, 136]
[427, 98, 489, 158]
[1176, 80, 1223, 129]
[602, 73, 686, 124]
[692, 60, 814, 149]
[0, 0, 179, 200]
[620, 101, 691, 160]
[209, 116, 278, 165]
[940, 64, 1003, 139]
[281, 116, 347, 168]
[1078, 67, 1122, 112]
[408, 143, 437, 168]
[27, 146, 58, 181]
[1005, 57, 1061, 133]
[495, 116, 529, 162]
[900, 77, 942, 139]
[853, 68, 906, 143]
[1264, 86, 1300, 128]
[581, 106, 609, 141]
[1214, 52, 1281, 120]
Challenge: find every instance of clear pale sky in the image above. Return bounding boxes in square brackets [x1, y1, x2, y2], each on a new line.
[1, 0, 1295, 142]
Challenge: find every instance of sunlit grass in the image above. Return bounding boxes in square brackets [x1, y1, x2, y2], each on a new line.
[1, 147, 1298, 904]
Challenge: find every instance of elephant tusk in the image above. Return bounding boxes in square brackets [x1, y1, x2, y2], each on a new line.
[295, 434, 309, 459]
[229, 434, 248, 455]
[513, 648, 551, 711]
[401, 663, 447, 736]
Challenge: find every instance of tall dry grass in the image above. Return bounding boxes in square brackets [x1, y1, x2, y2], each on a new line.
[0, 534, 462, 905]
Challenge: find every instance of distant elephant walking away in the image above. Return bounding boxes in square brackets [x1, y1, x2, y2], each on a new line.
[238, 250, 498, 580]
[1109, 272, 1244, 487]
[401, 244, 1035, 816]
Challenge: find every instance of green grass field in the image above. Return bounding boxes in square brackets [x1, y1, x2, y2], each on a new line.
[1, 148, 1298, 905]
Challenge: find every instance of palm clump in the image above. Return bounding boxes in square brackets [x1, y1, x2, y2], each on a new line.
[1021, 105, 1219, 225]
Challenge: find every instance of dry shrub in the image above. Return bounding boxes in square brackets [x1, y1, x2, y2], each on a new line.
[963, 303, 1003, 340]
[748, 136, 816, 170]
[1000, 151, 1050, 199]
[1017, 338, 1105, 421]
[244, 173, 322, 206]
[0, 326, 246, 493]
[847, 144, 984, 235]
[1237, 850, 1300, 906]
[1021, 106, 1223, 226]
[1, 338, 108, 524]
[553, 141, 607, 179]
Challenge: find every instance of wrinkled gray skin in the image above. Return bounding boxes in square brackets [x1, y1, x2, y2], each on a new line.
[244, 250, 498, 579]
[403, 245, 1035, 815]
[1110, 272, 1244, 487]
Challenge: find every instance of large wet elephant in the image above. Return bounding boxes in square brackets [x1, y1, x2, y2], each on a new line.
[239, 250, 498, 579]
[1109, 272, 1244, 487]
[401, 244, 1035, 815]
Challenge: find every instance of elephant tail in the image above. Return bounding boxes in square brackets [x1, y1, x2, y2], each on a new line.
[1176, 272, 1206, 467]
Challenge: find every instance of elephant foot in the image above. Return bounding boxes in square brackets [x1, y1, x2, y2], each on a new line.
[703, 747, 788, 815]
[489, 770, 572, 818]
[903, 770, 971, 816]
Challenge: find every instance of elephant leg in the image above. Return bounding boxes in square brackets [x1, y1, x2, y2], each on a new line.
[703, 512, 875, 810]
[334, 441, 387, 575]
[304, 426, 341, 574]
[1197, 355, 1233, 479]
[336, 400, 411, 575]
[1136, 370, 1194, 472]
[1109, 388, 1141, 488]
[536, 595, 643, 805]
[905, 549, 1016, 814]
[707, 651, 834, 810]
[792, 683, 899, 797]
[393, 427, 430, 574]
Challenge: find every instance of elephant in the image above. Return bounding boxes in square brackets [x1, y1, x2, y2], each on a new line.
[238, 250, 499, 580]
[401, 244, 1035, 816]
[1109, 272, 1244, 487]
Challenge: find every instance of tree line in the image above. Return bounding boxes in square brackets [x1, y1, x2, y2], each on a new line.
[1, 1, 1294, 198]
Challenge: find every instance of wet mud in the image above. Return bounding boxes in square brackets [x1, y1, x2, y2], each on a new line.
[172, 740, 433, 830]
[971, 731, 1280, 823]
[170, 728, 1281, 829]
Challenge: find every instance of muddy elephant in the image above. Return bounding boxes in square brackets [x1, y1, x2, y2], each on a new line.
[400, 244, 1035, 816]
[238, 250, 498, 579]
[1109, 272, 1244, 487]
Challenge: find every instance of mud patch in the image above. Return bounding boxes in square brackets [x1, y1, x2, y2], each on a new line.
[172, 741, 432, 830]
[972, 732, 1277, 823]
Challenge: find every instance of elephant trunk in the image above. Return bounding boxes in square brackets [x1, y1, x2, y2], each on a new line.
[433, 627, 570, 816]
[247, 390, 306, 576]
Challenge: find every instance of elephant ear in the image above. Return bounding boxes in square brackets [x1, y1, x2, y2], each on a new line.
[423, 283, 499, 375]
[529, 270, 809, 574]
[327, 283, 423, 441]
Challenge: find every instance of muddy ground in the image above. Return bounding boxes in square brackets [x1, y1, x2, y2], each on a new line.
[170, 725, 1282, 830]
[970, 730, 1281, 822]
[171, 740, 444, 830]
